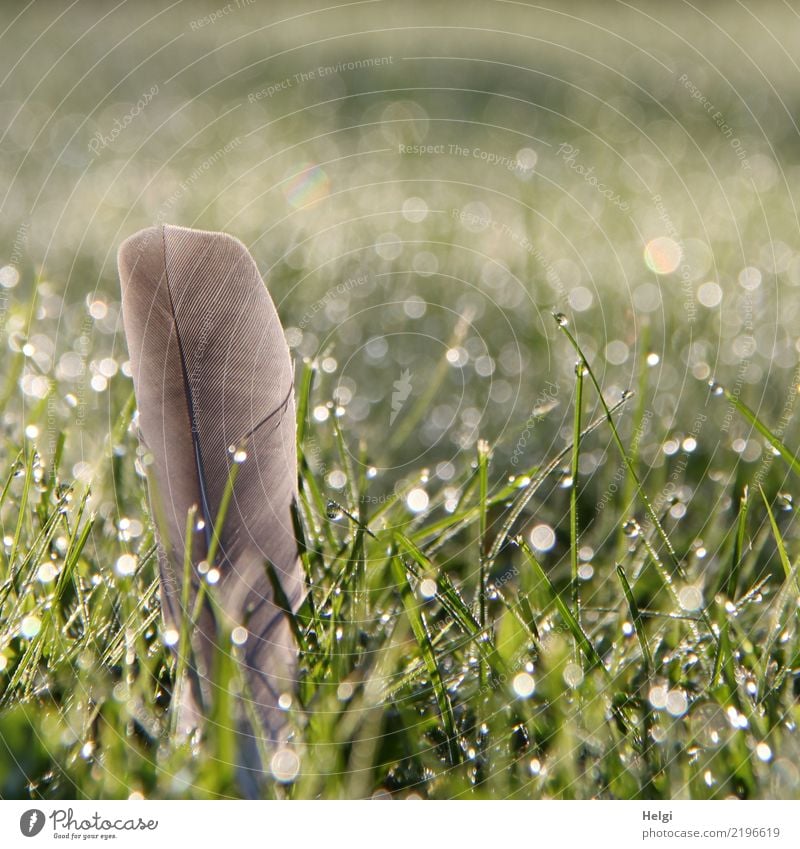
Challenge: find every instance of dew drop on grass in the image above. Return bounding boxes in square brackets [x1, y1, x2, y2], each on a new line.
[529, 523, 555, 552]
[406, 487, 429, 513]
[678, 585, 703, 611]
[163, 629, 179, 647]
[337, 682, 354, 701]
[563, 662, 583, 688]
[777, 492, 793, 511]
[326, 501, 343, 520]
[756, 742, 772, 762]
[648, 684, 668, 709]
[708, 379, 724, 396]
[20, 615, 41, 639]
[231, 626, 248, 646]
[553, 312, 568, 327]
[37, 562, 57, 583]
[115, 553, 137, 577]
[419, 578, 437, 599]
[270, 748, 300, 783]
[622, 519, 639, 538]
[512, 672, 535, 698]
[666, 689, 688, 717]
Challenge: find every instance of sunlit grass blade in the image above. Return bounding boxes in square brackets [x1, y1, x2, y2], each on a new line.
[759, 485, 800, 592]
[569, 359, 584, 619]
[615, 564, 652, 674]
[486, 393, 633, 566]
[721, 387, 800, 477]
[555, 317, 680, 570]
[391, 554, 461, 765]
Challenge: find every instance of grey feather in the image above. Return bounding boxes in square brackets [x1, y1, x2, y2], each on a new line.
[117, 224, 304, 750]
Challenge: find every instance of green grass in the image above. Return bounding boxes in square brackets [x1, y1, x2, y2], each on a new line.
[1, 328, 798, 800]
[2, 0, 800, 802]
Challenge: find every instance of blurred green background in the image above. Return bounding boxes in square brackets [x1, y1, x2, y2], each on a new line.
[4, 0, 800, 493]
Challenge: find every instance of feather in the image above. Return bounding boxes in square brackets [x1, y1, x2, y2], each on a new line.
[117, 224, 304, 749]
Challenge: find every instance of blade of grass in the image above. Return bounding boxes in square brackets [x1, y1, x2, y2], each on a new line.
[759, 485, 800, 592]
[556, 317, 680, 571]
[486, 394, 633, 566]
[615, 564, 653, 674]
[517, 536, 605, 674]
[570, 359, 584, 619]
[721, 387, 800, 477]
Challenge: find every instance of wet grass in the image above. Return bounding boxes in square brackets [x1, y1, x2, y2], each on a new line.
[1, 317, 798, 800]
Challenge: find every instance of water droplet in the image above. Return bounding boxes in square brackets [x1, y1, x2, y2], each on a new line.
[326, 501, 343, 520]
[620, 389, 633, 402]
[708, 380, 724, 396]
[530, 523, 556, 552]
[36, 562, 57, 583]
[406, 488, 429, 513]
[666, 689, 688, 717]
[20, 615, 41, 639]
[270, 748, 300, 783]
[115, 553, 137, 577]
[337, 682, 354, 701]
[419, 578, 437, 599]
[777, 492, 793, 511]
[563, 662, 583, 688]
[648, 684, 668, 709]
[512, 672, 535, 698]
[553, 312, 568, 327]
[233, 449, 247, 464]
